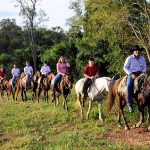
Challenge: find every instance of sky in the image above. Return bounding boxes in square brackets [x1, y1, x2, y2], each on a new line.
[0, 0, 74, 31]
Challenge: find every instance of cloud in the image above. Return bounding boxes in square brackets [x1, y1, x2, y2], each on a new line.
[0, 0, 74, 31]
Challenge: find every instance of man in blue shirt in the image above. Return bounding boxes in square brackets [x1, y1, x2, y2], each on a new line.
[123, 45, 147, 112]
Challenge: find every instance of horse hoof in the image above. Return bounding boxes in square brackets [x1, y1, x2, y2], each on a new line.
[118, 124, 122, 128]
[125, 126, 129, 130]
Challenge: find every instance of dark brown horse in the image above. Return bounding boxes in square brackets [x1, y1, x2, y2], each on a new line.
[107, 75, 150, 130]
[37, 73, 55, 102]
[0, 79, 12, 100]
[51, 73, 73, 111]
[30, 70, 41, 100]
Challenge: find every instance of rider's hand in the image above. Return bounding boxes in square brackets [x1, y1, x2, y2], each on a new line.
[131, 73, 136, 79]
[90, 76, 94, 80]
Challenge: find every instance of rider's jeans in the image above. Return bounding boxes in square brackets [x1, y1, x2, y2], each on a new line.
[126, 75, 134, 106]
[12, 76, 17, 90]
[25, 75, 30, 89]
[53, 74, 62, 90]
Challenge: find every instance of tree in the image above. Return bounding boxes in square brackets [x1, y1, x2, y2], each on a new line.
[118, 0, 150, 62]
[14, 0, 47, 71]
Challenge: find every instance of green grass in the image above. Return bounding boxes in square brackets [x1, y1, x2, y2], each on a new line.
[0, 88, 149, 150]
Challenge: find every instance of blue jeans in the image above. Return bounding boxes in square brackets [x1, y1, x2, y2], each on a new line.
[12, 76, 17, 91]
[25, 75, 31, 89]
[126, 75, 134, 106]
[53, 74, 62, 90]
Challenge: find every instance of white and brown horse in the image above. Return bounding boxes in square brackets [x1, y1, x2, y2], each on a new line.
[75, 77, 113, 121]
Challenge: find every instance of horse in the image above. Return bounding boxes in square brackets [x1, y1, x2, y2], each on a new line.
[51, 73, 73, 111]
[107, 75, 150, 130]
[30, 70, 41, 100]
[14, 72, 26, 101]
[36, 72, 55, 102]
[75, 77, 113, 121]
[14, 71, 42, 101]
[0, 79, 12, 100]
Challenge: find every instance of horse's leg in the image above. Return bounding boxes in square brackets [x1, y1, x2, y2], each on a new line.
[52, 91, 56, 107]
[21, 88, 24, 101]
[117, 96, 129, 130]
[24, 89, 27, 101]
[77, 94, 83, 119]
[62, 94, 68, 111]
[120, 102, 130, 130]
[57, 94, 60, 106]
[37, 88, 42, 103]
[86, 100, 92, 120]
[133, 105, 144, 128]
[147, 106, 150, 131]
[15, 87, 20, 101]
[117, 99, 126, 127]
[98, 101, 103, 122]
[46, 90, 48, 103]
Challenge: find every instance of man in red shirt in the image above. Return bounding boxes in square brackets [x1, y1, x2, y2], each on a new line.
[82, 58, 99, 97]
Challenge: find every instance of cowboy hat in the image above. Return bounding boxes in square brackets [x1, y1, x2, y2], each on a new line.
[130, 45, 144, 52]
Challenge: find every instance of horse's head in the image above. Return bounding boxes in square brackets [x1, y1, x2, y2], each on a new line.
[33, 71, 41, 81]
[63, 73, 73, 89]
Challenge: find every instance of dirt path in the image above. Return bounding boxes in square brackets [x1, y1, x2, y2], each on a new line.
[108, 128, 150, 148]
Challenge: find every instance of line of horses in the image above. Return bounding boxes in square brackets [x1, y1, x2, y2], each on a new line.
[0, 72, 150, 131]
[0, 71, 73, 111]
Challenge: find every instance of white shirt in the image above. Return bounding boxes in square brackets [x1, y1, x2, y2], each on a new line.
[40, 65, 51, 75]
[11, 67, 20, 77]
[24, 66, 33, 75]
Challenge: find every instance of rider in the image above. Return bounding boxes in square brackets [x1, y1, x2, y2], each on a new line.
[40, 61, 51, 86]
[24, 61, 33, 91]
[0, 66, 6, 83]
[123, 45, 147, 113]
[11, 64, 20, 92]
[82, 57, 99, 98]
[53, 56, 70, 93]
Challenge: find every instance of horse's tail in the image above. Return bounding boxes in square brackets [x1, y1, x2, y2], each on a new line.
[107, 85, 115, 112]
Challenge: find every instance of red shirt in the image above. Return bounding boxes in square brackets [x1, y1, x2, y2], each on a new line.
[83, 65, 99, 77]
[0, 71, 5, 78]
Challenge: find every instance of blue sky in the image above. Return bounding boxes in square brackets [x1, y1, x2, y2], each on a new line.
[0, 0, 74, 31]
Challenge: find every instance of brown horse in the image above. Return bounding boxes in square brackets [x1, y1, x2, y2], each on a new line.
[51, 73, 73, 111]
[107, 75, 150, 130]
[14, 71, 41, 101]
[14, 72, 26, 101]
[36, 73, 55, 102]
[0, 79, 12, 100]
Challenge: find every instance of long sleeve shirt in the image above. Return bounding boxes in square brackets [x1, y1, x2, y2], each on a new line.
[123, 55, 146, 75]
[24, 66, 33, 76]
[40, 65, 51, 75]
[11, 68, 20, 77]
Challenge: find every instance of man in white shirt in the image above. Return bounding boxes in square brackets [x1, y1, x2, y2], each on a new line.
[11, 64, 20, 91]
[40, 61, 51, 86]
[24, 61, 33, 90]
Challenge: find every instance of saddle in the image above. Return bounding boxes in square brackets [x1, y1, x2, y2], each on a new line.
[118, 74, 147, 94]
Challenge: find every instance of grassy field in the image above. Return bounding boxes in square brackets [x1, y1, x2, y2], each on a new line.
[0, 87, 149, 150]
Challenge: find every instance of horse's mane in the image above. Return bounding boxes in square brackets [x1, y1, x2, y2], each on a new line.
[20, 72, 25, 79]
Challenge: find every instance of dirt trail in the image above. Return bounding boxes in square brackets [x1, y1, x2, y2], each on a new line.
[108, 128, 150, 148]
